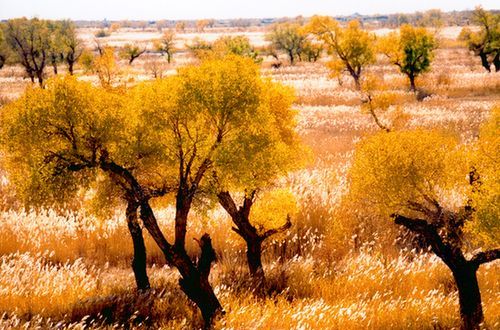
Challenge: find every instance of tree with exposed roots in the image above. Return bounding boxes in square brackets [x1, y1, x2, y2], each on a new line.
[378, 24, 436, 92]
[213, 81, 307, 287]
[348, 123, 500, 330]
[306, 17, 375, 90]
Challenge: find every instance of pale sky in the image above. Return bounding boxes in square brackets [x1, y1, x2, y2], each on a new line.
[0, 0, 498, 20]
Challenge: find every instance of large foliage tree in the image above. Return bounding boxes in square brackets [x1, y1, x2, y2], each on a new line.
[379, 24, 436, 92]
[349, 127, 499, 330]
[3, 18, 51, 86]
[213, 81, 306, 285]
[307, 17, 375, 90]
[459, 7, 500, 72]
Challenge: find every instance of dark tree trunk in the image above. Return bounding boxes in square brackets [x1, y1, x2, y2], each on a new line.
[139, 201, 223, 327]
[353, 75, 361, 90]
[288, 50, 294, 65]
[493, 52, 500, 72]
[175, 188, 192, 250]
[67, 59, 75, 75]
[479, 52, 491, 72]
[409, 73, 416, 92]
[392, 215, 500, 330]
[217, 191, 291, 288]
[37, 73, 44, 87]
[453, 265, 483, 330]
[246, 238, 265, 283]
[99, 159, 223, 327]
[126, 200, 150, 291]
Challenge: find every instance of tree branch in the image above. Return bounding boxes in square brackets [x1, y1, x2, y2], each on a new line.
[470, 248, 500, 268]
[260, 214, 292, 240]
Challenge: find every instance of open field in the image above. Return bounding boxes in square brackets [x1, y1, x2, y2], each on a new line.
[0, 21, 499, 330]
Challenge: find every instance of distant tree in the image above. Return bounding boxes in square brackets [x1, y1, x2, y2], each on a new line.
[379, 24, 436, 92]
[459, 7, 499, 72]
[196, 19, 210, 32]
[3, 18, 51, 86]
[188, 37, 213, 58]
[214, 81, 306, 285]
[307, 17, 375, 90]
[419, 9, 445, 30]
[359, 74, 408, 132]
[120, 43, 147, 65]
[175, 21, 186, 33]
[266, 21, 307, 65]
[191, 35, 261, 62]
[58, 20, 84, 75]
[156, 19, 169, 32]
[301, 40, 323, 62]
[349, 126, 500, 330]
[143, 57, 168, 78]
[47, 21, 64, 75]
[81, 46, 120, 88]
[0, 27, 7, 69]
[154, 30, 176, 63]
[94, 29, 110, 38]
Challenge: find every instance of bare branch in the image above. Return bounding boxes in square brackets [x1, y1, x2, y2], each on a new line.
[260, 214, 292, 240]
[470, 248, 500, 268]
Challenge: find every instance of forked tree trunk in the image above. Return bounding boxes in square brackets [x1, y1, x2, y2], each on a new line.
[126, 200, 150, 291]
[100, 159, 223, 327]
[393, 215, 499, 330]
[217, 191, 292, 289]
[139, 201, 223, 327]
[453, 265, 483, 330]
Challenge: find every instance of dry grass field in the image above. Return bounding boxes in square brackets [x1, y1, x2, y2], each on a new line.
[0, 24, 498, 330]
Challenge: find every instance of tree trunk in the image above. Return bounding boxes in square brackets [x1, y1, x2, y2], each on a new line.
[493, 52, 500, 72]
[68, 60, 74, 75]
[126, 200, 150, 291]
[479, 52, 491, 72]
[139, 201, 223, 327]
[353, 75, 361, 90]
[246, 238, 265, 285]
[175, 189, 192, 250]
[453, 264, 484, 330]
[52, 60, 58, 75]
[288, 50, 294, 65]
[409, 73, 416, 92]
[37, 73, 44, 87]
